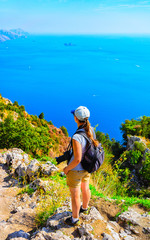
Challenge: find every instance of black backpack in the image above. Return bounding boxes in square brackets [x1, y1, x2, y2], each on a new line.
[56, 129, 104, 173]
[76, 130, 104, 173]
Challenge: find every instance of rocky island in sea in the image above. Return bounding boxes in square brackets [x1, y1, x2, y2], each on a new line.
[0, 28, 28, 42]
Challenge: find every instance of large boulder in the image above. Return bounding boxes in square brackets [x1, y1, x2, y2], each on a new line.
[127, 136, 144, 150]
[26, 159, 41, 180]
[78, 223, 94, 239]
[101, 233, 114, 240]
[80, 206, 104, 221]
[5, 148, 29, 171]
[15, 162, 27, 177]
[0, 153, 6, 164]
[6, 230, 30, 239]
[29, 179, 50, 192]
[31, 229, 70, 240]
[117, 207, 150, 236]
[40, 161, 58, 176]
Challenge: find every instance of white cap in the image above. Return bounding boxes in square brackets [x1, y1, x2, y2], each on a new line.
[72, 106, 90, 121]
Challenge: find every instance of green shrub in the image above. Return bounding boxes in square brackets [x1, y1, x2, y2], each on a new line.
[139, 152, 150, 182]
[49, 120, 53, 125]
[13, 101, 19, 107]
[134, 141, 146, 153]
[39, 112, 44, 119]
[18, 185, 35, 195]
[60, 126, 69, 137]
[0, 113, 4, 119]
[121, 116, 150, 143]
[130, 150, 143, 165]
[0, 103, 5, 111]
[0, 115, 53, 156]
[19, 105, 25, 111]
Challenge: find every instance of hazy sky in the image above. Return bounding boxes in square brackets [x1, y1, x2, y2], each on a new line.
[0, 0, 150, 34]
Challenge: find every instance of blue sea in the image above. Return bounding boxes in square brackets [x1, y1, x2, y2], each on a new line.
[0, 35, 150, 142]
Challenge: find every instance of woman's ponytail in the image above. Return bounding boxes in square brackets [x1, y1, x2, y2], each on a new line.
[84, 118, 99, 147]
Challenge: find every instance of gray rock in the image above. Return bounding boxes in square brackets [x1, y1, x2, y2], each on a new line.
[4, 149, 29, 173]
[15, 162, 27, 177]
[118, 209, 141, 226]
[29, 202, 36, 209]
[142, 227, 150, 234]
[78, 223, 94, 238]
[74, 237, 97, 240]
[101, 233, 114, 240]
[12, 206, 22, 213]
[108, 221, 120, 231]
[0, 156, 6, 164]
[41, 162, 58, 176]
[122, 237, 135, 240]
[107, 222, 120, 240]
[127, 136, 144, 150]
[55, 206, 71, 213]
[80, 206, 104, 221]
[29, 179, 49, 192]
[48, 219, 60, 229]
[26, 159, 40, 179]
[6, 230, 30, 239]
[23, 154, 29, 162]
[7, 238, 27, 240]
[129, 226, 139, 235]
[31, 229, 70, 240]
[31, 232, 45, 240]
[47, 211, 71, 226]
[119, 229, 135, 240]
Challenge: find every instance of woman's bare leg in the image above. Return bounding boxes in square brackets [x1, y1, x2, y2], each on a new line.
[81, 181, 91, 209]
[69, 186, 81, 218]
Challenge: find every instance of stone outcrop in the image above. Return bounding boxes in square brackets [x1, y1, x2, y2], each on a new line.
[117, 207, 150, 230]
[125, 135, 150, 188]
[6, 230, 30, 240]
[127, 135, 150, 154]
[0, 148, 58, 181]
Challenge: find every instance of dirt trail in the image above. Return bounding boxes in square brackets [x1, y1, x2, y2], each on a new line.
[0, 164, 35, 240]
[0, 165, 17, 220]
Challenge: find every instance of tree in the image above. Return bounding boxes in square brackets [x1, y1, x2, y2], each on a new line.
[39, 112, 44, 119]
[60, 126, 69, 137]
[13, 101, 19, 107]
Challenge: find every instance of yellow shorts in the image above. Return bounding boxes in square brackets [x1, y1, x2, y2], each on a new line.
[66, 170, 90, 188]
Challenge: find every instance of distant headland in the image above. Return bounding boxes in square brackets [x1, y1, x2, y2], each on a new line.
[0, 28, 28, 43]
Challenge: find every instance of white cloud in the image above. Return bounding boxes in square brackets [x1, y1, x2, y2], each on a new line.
[119, 3, 150, 8]
[94, 1, 150, 11]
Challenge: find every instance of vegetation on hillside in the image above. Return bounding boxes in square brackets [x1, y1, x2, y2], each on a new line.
[0, 94, 69, 158]
[95, 116, 150, 198]
[121, 116, 150, 145]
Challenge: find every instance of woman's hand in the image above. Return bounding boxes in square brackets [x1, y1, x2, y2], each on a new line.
[63, 166, 70, 175]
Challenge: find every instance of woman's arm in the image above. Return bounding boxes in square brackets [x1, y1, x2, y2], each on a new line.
[63, 139, 82, 175]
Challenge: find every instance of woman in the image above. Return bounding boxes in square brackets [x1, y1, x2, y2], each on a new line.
[63, 106, 99, 226]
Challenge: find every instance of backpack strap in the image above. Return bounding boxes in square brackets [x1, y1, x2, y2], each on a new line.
[70, 128, 93, 150]
[74, 130, 92, 145]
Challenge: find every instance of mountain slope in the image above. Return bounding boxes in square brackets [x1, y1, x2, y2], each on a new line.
[0, 94, 70, 158]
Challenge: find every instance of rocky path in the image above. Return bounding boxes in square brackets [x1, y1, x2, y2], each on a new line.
[0, 149, 150, 240]
[0, 164, 36, 240]
[0, 164, 16, 221]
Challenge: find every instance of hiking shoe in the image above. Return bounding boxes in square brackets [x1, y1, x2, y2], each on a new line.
[64, 216, 80, 226]
[79, 206, 89, 214]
